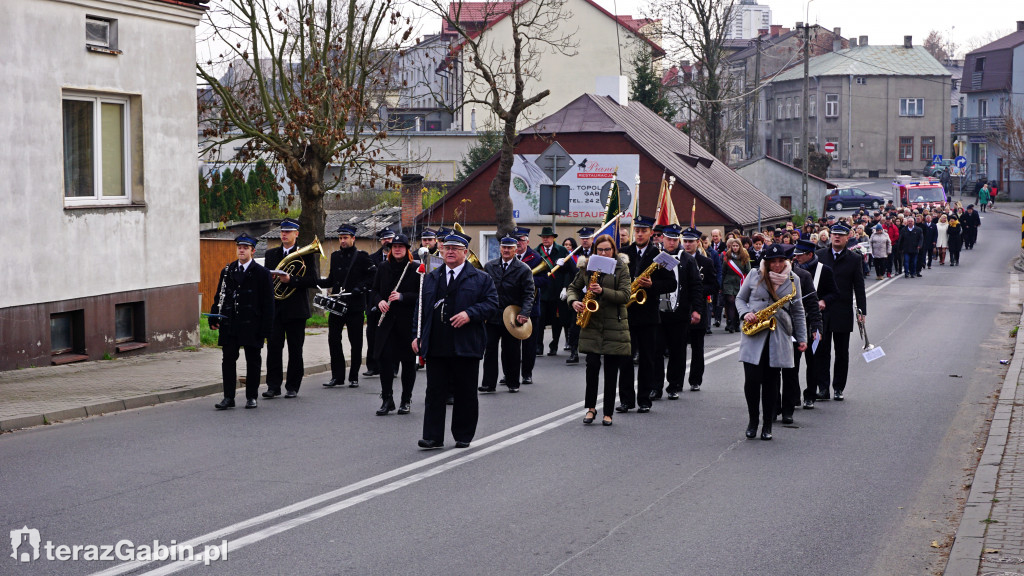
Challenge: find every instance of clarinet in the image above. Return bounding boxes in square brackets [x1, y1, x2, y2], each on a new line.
[378, 262, 413, 327]
[215, 264, 229, 314]
[416, 266, 426, 341]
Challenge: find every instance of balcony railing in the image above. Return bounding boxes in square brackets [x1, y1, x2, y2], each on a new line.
[953, 115, 1006, 135]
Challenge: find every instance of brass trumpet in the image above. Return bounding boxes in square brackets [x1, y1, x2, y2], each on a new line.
[273, 236, 324, 300]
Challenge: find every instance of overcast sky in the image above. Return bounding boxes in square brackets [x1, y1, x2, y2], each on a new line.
[595, 0, 1018, 57]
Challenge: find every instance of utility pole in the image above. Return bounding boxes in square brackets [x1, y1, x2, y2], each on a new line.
[801, 22, 810, 214]
[753, 35, 762, 158]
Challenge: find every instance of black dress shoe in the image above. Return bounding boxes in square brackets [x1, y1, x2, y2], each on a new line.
[499, 376, 506, 384]
[637, 405, 651, 413]
[667, 391, 680, 400]
[566, 352, 579, 364]
[508, 386, 520, 393]
[781, 414, 794, 424]
[802, 400, 815, 409]
[522, 376, 533, 385]
[244, 399, 257, 409]
[362, 369, 379, 377]
[455, 441, 471, 448]
[478, 386, 496, 392]
[714, 321, 721, 327]
[547, 350, 558, 356]
[760, 429, 773, 441]
[834, 391, 844, 401]
[690, 384, 701, 391]
[397, 402, 411, 415]
[815, 392, 831, 401]
[284, 390, 297, 398]
[214, 398, 235, 410]
[745, 425, 757, 439]
[563, 344, 571, 351]
[649, 391, 662, 401]
[376, 397, 395, 415]
[348, 380, 359, 388]
[614, 404, 633, 413]
[417, 439, 443, 450]
[705, 328, 712, 335]
[323, 379, 339, 388]
[262, 390, 280, 399]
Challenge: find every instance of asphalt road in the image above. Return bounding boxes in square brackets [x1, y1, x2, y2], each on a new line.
[2, 209, 1018, 576]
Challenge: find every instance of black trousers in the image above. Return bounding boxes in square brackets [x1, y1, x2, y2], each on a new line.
[873, 256, 888, 277]
[799, 346, 821, 403]
[365, 310, 380, 371]
[779, 344, 804, 417]
[743, 339, 779, 427]
[586, 354, 624, 417]
[483, 323, 522, 388]
[713, 292, 723, 323]
[266, 316, 306, 393]
[965, 228, 978, 248]
[378, 339, 416, 402]
[621, 325, 658, 407]
[520, 319, 538, 378]
[423, 356, 480, 444]
[657, 321, 688, 393]
[685, 327, 706, 387]
[816, 328, 852, 394]
[221, 336, 262, 400]
[724, 294, 740, 330]
[567, 323, 581, 352]
[328, 310, 364, 382]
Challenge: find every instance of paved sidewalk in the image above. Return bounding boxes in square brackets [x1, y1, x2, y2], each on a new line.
[0, 328, 348, 432]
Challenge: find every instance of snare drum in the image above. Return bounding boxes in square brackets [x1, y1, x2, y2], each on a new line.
[313, 294, 349, 316]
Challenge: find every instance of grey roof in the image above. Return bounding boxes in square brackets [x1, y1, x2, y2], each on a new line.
[522, 94, 790, 226]
[732, 155, 839, 188]
[966, 30, 1024, 55]
[771, 45, 950, 82]
[259, 206, 401, 240]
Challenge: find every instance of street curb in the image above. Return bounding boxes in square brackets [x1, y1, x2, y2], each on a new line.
[944, 306, 1024, 576]
[0, 362, 331, 432]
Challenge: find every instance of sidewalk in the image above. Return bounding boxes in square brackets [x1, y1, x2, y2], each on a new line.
[0, 328, 342, 432]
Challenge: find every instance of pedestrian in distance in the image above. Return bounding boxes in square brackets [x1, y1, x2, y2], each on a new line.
[869, 225, 891, 280]
[370, 234, 421, 415]
[209, 234, 275, 410]
[947, 214, 964, 266]
[978, 183, 990, 213]
[935, 214, 950, 265]
[736, 244, 807, 440]
[568, 234, 631, 427]
[961, 205, 981, 249]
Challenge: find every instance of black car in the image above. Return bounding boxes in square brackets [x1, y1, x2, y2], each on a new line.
[825, 187, 885, 211]
[923, 159, 954, 177]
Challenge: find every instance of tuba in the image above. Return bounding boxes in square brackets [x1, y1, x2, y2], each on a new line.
[273, 236, 325, 300]
[452, 222, 484, 269]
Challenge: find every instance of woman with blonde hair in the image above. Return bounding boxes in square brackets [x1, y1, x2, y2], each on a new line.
[935, 214, 950, 264]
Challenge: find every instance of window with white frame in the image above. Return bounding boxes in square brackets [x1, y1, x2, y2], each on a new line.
[899, 98, 924, 117]
[809, 95, 816, 117]
[777, 99, 783, 120]
[785, 98, 792, 119]
[825, 94, 839, 117]
[979, 99, 988, 117]
[794, 99, 801, 118]
[62, 93, 131, 205]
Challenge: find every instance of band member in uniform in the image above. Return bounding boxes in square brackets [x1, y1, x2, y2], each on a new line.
[262, 218, 318, 399]
[413, 232, 499, 449]
[516, 227, 545, 384]
[210, 234, 275, 410]
[736, 244, 807, 440]
[535, 227, 571, 356]
[778, 241, 824, 423]
[480, 234, 535, 393]
[370, 234, 421, 415]
[564, 226, 594, 365]
[419, 228, 439, 255]
[791, 239, 838, 409]
[567, 234, 631, 426]
[681, 227, 717, 391]
[657, 225, 704, 399]
[815, 223, 867, 401]
[319, 224, 376, 388]
[364, 229, 395, 377]
[618, 215, 676, 412]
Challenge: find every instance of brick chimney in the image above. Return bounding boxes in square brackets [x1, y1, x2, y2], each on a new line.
[1018, 21, 1024, 31]
[850, 38, 858, 48]
[400, 173, 424, 231]
[770, 24, 782, 37]
[833, 27, 842, 52]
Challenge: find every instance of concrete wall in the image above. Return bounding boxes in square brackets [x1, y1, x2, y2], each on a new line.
[734, 159, 832, 217]
[458, 0, 650, 131]
[1, 0, 202, 309]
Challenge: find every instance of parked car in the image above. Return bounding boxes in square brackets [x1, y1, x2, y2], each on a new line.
[923, 158, 954, 177]
[825, 187, 885, 211]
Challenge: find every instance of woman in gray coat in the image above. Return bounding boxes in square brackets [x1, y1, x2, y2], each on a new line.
[736, 244, 808, 440]
[567, 234, 631, 426]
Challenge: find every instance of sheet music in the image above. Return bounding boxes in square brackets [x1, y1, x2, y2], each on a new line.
[862, 347, 885, 363]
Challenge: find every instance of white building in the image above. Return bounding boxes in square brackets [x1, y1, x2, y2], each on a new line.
[0, 0, 205, 370]
[725, 0, 772, 40]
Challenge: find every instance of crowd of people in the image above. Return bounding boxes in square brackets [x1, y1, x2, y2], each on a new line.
[208, 198, 984, 445]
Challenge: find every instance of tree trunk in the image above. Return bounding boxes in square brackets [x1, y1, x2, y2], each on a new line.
[487, 119, 518, 237]
[284, 155, 327, 275]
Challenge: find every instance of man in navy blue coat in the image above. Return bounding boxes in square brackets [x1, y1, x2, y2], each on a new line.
[413, 232, 499, 449]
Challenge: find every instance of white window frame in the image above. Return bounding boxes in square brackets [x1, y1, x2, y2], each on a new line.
[809, 95, 816, 117]
[825, 94, 839, 118]
[794, 99, 801, 118]
[777, 99, 783, 120]
[899, 98, 925, 117]
[62, 92, 131, 207]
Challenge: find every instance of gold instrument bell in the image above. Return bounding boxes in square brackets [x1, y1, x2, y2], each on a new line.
[273, 236, 325, 300]
[452, 222, 484, 269]
[502, 305, 533, 339]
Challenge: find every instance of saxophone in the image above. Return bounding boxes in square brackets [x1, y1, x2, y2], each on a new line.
[741, 290, 796, 336]
[625, 262, 661, 308]
[576, 271, 601, 328]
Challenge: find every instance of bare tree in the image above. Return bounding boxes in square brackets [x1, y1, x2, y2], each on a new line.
[414, 0, 578, 235]
[923, 30, 957, 64]
[997, 103, 1024, 181]
[963, 29, 1015, 55]
[198, 0, 412, 245]
[651, 0, 738, 160]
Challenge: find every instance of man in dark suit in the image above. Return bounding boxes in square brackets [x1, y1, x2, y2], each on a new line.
[480, 234, 535, 393]
[262, 218, 319, 399]
[618, 215, 677, 412]
[898, 217, 924, 279]
[516, 227, 545, 384]
[364, 229, 394, 377]
[535, 226, 571, 356]
[961, 204, 981, 249]
[319, 224, 376, 388]
[780, 240, 825, 421]
[814, 223, 867, 401]
[793, 239, 839, 409]
[209, 234, 275, 410]
[658, 225, 704, 399]
[682, 227, 717, 391]
[413, 232, 499, 449]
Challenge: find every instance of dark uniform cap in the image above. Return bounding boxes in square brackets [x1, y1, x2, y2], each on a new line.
[436, 227, 453, 237]
[391, 234, 412, 249]
[499, 233, 519, 246]
[442, 232, 470, 247]
[632, 215, 655, 229]
[761, 243, 788, 260]
[336, 224, 357, 236]
[235, 234, 258, 247]
[420, 228, 437, 239]
[513, 226, 531, 238]
[577, 227, 596, 238]
[280, 218, 300, 231]
[681, 226, 701, 240]
[830, 223, 851, 236]
[792, 239, 816, 255]
[660, 224, 683, 239]
[378, 229, 396, 240]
